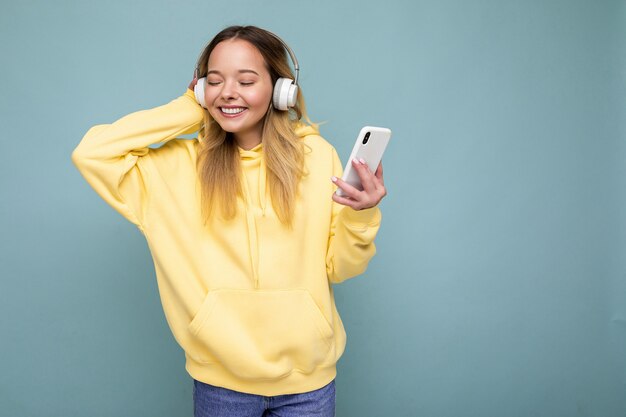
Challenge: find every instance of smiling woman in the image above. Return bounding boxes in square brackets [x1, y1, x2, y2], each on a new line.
[71, 25, 387, 417]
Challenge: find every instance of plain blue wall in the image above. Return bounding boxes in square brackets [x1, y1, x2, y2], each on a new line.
[1, 0, 624, 416]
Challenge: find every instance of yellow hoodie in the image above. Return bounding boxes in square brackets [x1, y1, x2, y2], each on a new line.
[71, 88, 382, 396]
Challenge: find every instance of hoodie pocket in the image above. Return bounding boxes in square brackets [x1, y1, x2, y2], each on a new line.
[187, 289, 335, 380]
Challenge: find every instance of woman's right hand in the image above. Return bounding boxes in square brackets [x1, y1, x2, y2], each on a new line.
[188, 68, 199, 91]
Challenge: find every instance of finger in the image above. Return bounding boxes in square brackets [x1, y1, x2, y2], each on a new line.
[331, 175, 362, 201]
[331, 192, 358, 209]
[375, 161, 383, 179]
[374, 161, 384, 187]
[353, 158, 377, 193]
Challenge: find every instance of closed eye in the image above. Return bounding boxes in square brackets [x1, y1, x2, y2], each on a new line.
[207, 81, 254, 86]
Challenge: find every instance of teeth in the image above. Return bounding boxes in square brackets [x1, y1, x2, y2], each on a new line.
[221, 107, 246, 114]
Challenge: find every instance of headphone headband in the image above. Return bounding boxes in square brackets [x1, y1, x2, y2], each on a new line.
[195, 29, 299, 87]
[266, 31, 299, 87]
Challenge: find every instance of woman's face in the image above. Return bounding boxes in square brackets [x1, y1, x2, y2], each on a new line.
[204, 38, 274, 147]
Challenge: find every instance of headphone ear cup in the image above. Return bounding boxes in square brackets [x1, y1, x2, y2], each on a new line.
[287, 83, 298, 108]
[194, 77, 207, 108]
[273, 78, 295, 111]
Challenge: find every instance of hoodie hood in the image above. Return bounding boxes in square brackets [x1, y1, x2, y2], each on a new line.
[237, 123, 318, 216]
[294, 122, 319, 138]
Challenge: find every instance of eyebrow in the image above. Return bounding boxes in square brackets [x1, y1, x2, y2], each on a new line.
[207, 69, 259, 76]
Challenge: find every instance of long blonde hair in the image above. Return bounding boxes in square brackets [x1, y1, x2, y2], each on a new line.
[195, 26, 315, 228]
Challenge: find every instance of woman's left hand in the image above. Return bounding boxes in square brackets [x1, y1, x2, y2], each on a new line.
[331, 159, 387, 210]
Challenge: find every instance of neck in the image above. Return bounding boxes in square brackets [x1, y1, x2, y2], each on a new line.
[234, 130, 262, 150]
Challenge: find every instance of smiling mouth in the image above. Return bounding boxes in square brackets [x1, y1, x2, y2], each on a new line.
[220, 107, 247, 115]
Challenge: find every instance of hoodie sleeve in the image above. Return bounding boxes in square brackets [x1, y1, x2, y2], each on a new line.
[326, 147, 382, 284]
[71, 89, 204, 229]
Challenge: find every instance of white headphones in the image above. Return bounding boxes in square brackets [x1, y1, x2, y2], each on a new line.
[194, 31, 300, 111]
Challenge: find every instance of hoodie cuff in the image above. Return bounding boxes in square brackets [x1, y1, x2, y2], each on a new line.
[340, 205, 381, 226]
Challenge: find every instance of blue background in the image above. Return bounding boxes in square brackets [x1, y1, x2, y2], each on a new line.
[1, 0, 624, 416]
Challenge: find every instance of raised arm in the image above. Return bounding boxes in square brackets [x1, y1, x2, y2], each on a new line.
[71, 88, 204, 228]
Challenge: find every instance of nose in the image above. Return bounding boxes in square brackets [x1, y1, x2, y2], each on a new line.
[221, 80, 239, 101]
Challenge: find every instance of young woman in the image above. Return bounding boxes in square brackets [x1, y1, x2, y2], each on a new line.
[72, 25, 386, 417]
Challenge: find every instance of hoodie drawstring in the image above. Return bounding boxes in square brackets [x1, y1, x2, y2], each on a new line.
[259, 157, 267, 217]
[239, 146, 267, 289]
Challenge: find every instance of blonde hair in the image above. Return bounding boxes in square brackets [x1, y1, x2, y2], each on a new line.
[195, 26, 316, 228]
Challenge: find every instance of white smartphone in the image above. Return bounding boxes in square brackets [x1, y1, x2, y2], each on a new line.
[335, 126, 392, 197]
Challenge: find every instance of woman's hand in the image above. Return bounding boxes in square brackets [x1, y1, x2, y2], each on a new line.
[188, 68, 198, 91]
[331, 158, 386, 210]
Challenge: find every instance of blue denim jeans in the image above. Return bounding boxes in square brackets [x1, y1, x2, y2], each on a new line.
[193, 379, 336, 417]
